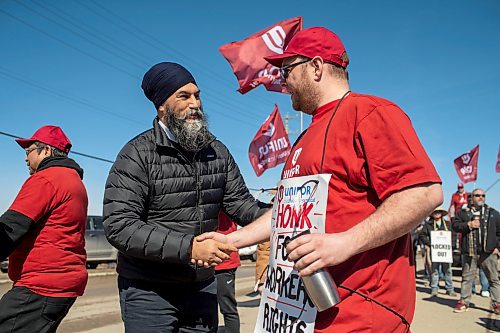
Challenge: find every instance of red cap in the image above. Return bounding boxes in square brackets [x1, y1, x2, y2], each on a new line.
[265, 27, 349, 68]
[15, 125, 72, 153]
[457, 183, 464, 188]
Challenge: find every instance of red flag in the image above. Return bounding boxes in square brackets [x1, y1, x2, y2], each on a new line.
[496, 145, 500, 173]
[454, 145, 479, 183]
[248, 105, 291, 176]
[219, 17, 302, 94]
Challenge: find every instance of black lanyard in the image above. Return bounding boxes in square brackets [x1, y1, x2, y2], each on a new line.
[281, 90, 351, 177]
[319, 90, 351, 173]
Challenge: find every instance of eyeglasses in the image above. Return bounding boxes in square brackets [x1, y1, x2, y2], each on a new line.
[473, 194, 486, 198]
[24, 147, 39, 156]
[279, 59, 311, 80]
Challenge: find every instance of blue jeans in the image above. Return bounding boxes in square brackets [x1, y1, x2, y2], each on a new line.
[118, 276, 218, 333]
[472, 268, 490, 292]
[431, 262, 453, 292]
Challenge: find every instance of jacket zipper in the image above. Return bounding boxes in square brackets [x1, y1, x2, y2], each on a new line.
[193, 152, 203, 235]
[174, 148, 203, 235]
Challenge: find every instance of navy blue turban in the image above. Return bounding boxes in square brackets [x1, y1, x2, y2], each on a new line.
[141, 62, 197, 109]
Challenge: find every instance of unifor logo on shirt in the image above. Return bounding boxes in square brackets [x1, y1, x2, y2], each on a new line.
[292, 148, 302, 166]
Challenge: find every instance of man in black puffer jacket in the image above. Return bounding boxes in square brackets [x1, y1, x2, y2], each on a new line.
[103, 62, 270, 333]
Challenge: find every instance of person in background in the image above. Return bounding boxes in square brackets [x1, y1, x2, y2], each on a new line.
[419, 207, 456, 297]
[448, 183, 468, 275]
[411, 221, 426, 277]
[461, 193, 490, 297]
[0, 126, 88, 333]
[254, 241, 270, 293]
[452, 188, 500, 313]
[254, 189, 276, 294]
[472, 268, 490, 297]
[449, 183, 468, 219]
[215, 212, 240, 333]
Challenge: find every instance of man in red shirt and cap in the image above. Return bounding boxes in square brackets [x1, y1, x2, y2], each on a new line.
[0, 125, 88, 333]
[199, 26, 443, 332]
[449, 183, 469, 218]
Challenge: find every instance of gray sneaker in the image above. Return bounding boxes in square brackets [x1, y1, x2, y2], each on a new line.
[431, 289, 438, 297]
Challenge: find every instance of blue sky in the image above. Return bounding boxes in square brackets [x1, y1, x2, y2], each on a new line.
[0, 0, 499, 214]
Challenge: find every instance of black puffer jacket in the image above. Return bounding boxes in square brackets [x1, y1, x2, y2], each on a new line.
[103, 119, 269, 283]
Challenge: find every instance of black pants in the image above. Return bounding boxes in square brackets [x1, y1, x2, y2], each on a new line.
[118, 276, 218, 333]
[0, 286, 76, 333]
[215, 269, 239, 333]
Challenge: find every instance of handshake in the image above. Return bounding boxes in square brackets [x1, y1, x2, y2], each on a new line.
[190, 232, 236, 268]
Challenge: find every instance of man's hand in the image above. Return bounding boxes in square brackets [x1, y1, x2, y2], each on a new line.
[195, 232, 228, 244]
[468, 218, 480, 229]
[190, 238, 237, 268]
[286, 232, 354, 277]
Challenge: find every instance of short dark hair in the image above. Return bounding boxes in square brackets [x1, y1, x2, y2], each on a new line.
[35, 142, 68, 157]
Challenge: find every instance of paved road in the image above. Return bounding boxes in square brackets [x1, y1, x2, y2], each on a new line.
[2, 258, 500, 332]
[0, 261, 257, 332]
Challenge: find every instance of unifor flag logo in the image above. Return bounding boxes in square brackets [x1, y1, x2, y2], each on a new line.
[496, 145, 500, 173]
[248, 105, 291, 176]
[453, 145, 479, 183]
[219, 17, 302, 94]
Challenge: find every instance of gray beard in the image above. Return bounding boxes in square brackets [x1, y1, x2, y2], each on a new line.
[167, 108, 213, 152]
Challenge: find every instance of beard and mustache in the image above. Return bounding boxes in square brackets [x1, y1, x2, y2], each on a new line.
[166, 107, 214, 152]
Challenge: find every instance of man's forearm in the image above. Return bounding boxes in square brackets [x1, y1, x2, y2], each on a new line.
[227, 209, 272, 248]
[347, 183, 443, 256]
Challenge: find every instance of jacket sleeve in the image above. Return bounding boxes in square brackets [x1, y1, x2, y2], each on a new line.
[103, 142, 193, 264]
[1, 175, 58, 260]
[452, 209, 471, 234]
[494, 209, 500, 249]
[419, 223, 431, 247]
[222, 149, 271, 226]
[0, 210, 34, 261]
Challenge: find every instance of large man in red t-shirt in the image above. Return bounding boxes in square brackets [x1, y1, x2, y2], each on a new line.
[0, 126, 88, 333]
[199, 26, 443, 332]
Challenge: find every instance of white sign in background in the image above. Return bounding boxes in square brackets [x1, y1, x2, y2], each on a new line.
[254, 174, 331, 333]
[430, 230, 453, 263]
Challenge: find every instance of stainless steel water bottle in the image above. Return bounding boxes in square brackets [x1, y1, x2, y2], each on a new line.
[300, 267, 341, 311]
[286, 230, 341, 311]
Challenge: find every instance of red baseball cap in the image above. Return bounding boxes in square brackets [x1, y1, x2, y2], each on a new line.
[15, 125, 72, 153]
[457, 183, 464, 188]
[265, 27, 349, 68]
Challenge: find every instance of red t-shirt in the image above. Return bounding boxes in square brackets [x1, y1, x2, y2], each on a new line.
[215, 211, 241, 270]
[9, 166, 88, 297]
[449, 192, 468, 214]
[281, 93, 441, 332]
